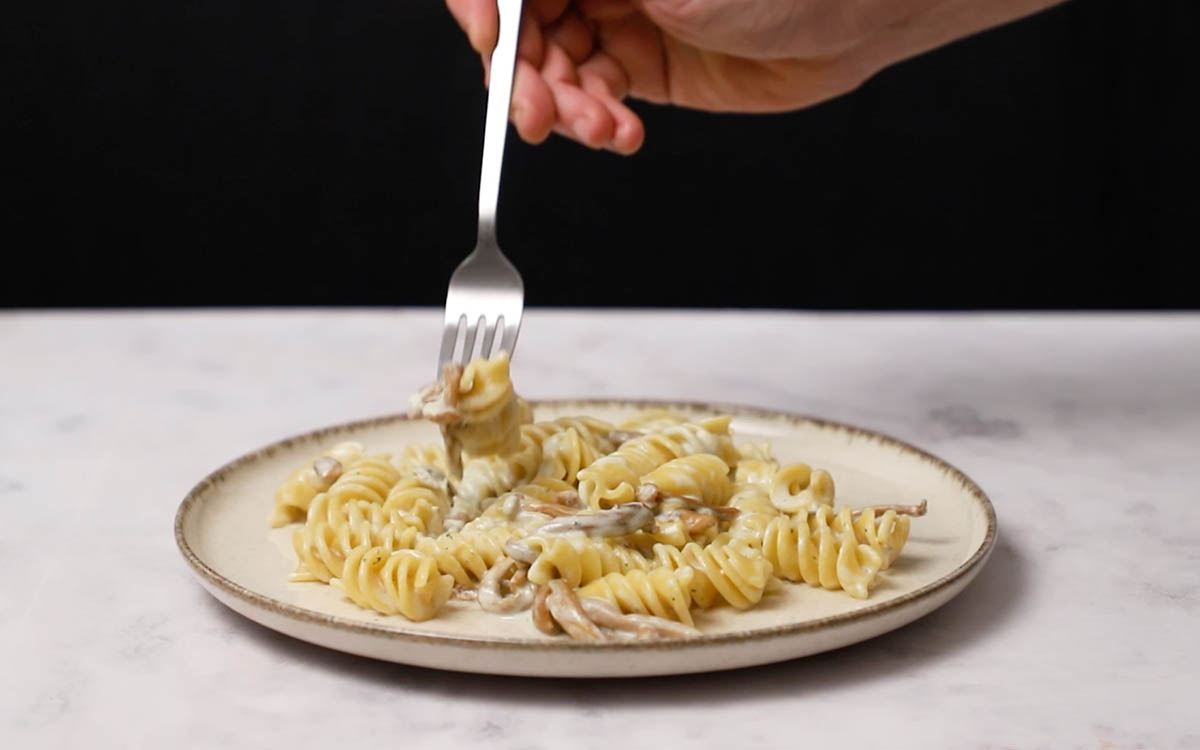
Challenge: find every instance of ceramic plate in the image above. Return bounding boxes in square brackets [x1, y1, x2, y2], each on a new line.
[175, 401, 996, 677]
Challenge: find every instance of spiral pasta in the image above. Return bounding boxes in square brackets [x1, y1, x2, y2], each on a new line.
[679, 537, 774, 610]
[733, 458, 779, 488]
[725, 483, 783, 548]
[510, 417, 615, 485]
[268, 441, 364, 527]
[578, 418, 736, 509]
[770, 463, 835, 514]
[412, 535, 487, 585]
[735, 441, 775, 462]
[291, 494, 427, 582]
[641, 454, 733, 506]
[650, 543, 718, 608]
[452, 417, 615, 520]
[616, 409, 689, 433]
[392, 443, 447, 475]
[523, 532, 653, 587]
[450, 352, 523, 457]
[538, 427, 608, 484]
[849, 508, 911, 570]
[273, 358, 926, 639]
[333, 546, 454, 621]
[382, 475, 450, 535]
[578, 567, 697, 626]
[314, 455, 403, 508]
[451, 524, 517, 569]
[761, 508, 883, 599]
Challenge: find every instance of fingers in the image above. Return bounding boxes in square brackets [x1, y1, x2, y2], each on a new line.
[545, 10, 594, 63]
[530, 0, 571, 23]
[517, 10, 545, 64]
[595, 13, 670, 103]
[511, 59, 556, 144]
[449, 0, 644, 153]
[541, 44, 614, 148]
[578, 55, 644, 153]
[576, 0, 636, 22]
[481, 10, 543, 89]
[446, 0, 499, 56]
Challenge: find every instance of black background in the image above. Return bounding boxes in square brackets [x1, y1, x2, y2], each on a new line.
[4, 0, 1196, 309]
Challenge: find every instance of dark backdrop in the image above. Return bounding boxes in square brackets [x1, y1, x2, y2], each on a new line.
[4, 0, 1196, 309]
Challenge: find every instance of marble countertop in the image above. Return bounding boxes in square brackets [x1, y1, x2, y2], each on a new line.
[1, 309, 1196, 749]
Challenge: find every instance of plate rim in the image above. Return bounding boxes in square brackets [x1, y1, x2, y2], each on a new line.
[175, 399, 998, 653]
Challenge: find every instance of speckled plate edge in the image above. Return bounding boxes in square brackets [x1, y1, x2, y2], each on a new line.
[175, 400, 997, 674]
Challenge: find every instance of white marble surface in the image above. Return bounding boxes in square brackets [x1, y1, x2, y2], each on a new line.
[1, 309, 1197, 749]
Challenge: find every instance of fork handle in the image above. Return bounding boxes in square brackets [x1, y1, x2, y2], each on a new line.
[477, 0, 524, 247]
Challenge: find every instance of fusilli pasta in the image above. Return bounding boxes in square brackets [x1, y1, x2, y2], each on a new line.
[270, 357, 925, 634]
[578, 567, 697, 626]
[268, 441, 364, 527]
[334, 546, 454, 621]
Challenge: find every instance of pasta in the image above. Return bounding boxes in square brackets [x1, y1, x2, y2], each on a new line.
[616, 409, 689, 433]
[520, 532, 653, 588]
[770, 462, 836, 514]
[850, 508, 912, 569]
[577, 418, 736, 509]
[392, 443, 447, 475]
[269, 356, 926, 636]
[408, 351, 530, 477]
[268, 441, 363, 527]
[450, 416, 614, 523]
[650, 543, 718, 608]
[290, 497, 425, 583]
[725, 483, 782, 547]
[334, 546, 454, 621]
[578, 567, 697, 626]
[678, 537, 774, 610]
[640, 454, 733, 506]
[382, 475, 450, 535]
[761, 507, 884, 599]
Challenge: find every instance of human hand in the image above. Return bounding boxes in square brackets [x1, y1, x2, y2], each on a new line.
[446, 0, 1065, 154]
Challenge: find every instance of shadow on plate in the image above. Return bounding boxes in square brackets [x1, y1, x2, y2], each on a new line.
[206, 534, 1025, 703]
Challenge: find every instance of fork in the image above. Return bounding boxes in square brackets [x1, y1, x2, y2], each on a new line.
[438, 0, 526, 375]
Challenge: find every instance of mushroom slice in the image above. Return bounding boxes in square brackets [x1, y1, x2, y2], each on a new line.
[545, 580, 607, 642]
[477, 557, 536, 614]
[577, 596, 701, 639]
[537, 503, 655, 538]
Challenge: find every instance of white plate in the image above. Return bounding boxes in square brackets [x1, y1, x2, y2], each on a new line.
[175, 401, 996, 677]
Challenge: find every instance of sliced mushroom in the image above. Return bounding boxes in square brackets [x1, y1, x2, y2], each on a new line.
[607, 430, 644, 445]
[477, 557, 536, 614]
[407, 363, 464, 425]
[532, 585, 558, 635]
[577, 596, 701, 639]
[504, 538, 539, 564]
[636, 483, 661, 506]
[674, 509, 717, 536]
[853, 500, 928, 517]
[312, 457, 344, 484]
[552, 489, 583, 508]
[545, 580, 607, 642]
[536, 503, 655, 538]
[522, 502, 578, 518]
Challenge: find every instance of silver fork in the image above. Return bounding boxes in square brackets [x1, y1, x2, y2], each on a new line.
[438, 0, 526, 374]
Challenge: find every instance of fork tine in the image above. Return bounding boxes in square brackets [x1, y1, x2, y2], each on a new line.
[459, 315, 482, 366]
[499, 318, 520, 355]
[480, 316, 500, 359]
[438, 316, 463, 375]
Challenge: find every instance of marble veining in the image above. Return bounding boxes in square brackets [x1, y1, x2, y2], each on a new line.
[1, 309, 1198, 750]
